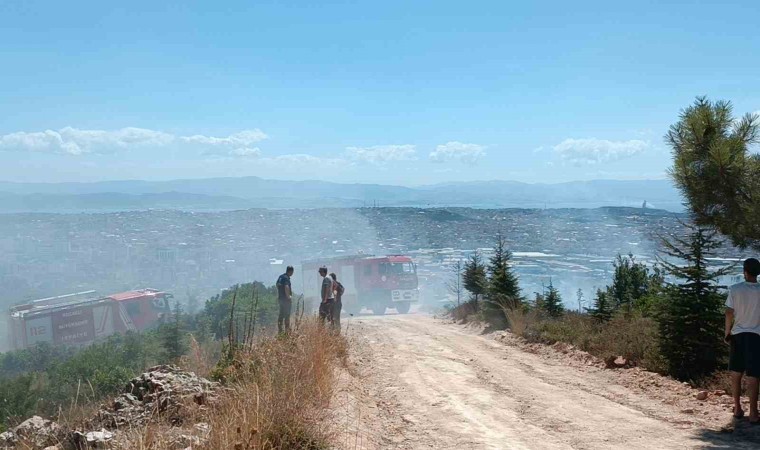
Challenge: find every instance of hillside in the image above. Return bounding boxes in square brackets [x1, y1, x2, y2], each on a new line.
[0, 177, 683, 212]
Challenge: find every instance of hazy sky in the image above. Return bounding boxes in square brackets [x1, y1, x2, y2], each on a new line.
[1, 1, 758, 185]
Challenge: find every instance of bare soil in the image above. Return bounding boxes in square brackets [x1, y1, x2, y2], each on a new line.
[331, 313, 760, 449]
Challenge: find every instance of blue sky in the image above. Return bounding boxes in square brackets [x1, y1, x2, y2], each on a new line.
[1, 0, 758, 185]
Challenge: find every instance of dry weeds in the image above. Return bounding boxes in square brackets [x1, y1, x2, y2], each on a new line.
[48, 319, 348, 450]
[502, 306, 539, 337]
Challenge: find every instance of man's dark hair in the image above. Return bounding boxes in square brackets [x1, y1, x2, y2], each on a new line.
[286, 265, 294, 273]
[329, 272, 337, 280]
[744, 258, 760, 277]
[319, 266, 327, 274]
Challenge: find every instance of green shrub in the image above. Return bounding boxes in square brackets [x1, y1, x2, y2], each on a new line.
[594, 313, 666, 373]
[524, 311, 666, 373]
[527, 312, 598, 351]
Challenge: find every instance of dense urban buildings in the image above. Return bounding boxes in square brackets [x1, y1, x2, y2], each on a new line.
[0, 206, 747, 323]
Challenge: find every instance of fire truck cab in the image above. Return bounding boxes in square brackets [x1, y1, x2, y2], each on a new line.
[301, 255, 419, 315]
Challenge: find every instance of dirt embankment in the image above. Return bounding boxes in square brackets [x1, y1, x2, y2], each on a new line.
[332, 314, 760, 449]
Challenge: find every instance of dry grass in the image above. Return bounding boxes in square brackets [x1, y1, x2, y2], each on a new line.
[98, 319, 347, 450]
[180, 334, 223, 378]
[698, 370, 733, 392]
[448, 299, 479, 323]
[204, 321, 346, 449]
[502, 306, 540, 337]
[452, 303, 668, 373]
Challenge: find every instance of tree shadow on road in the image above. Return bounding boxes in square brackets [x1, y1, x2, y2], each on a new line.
[693, 421, 760, 449]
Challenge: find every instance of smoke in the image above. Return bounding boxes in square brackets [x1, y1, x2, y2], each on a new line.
[0, 205, 747, 353]
[0, 313, 13, 352]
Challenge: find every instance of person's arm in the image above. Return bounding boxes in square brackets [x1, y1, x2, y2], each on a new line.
[725, 289, 734, 343]
[321, 279, 329, 303]
[285, 282, 292, 300]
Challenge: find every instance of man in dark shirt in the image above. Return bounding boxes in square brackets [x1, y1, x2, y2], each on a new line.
[330, 272, 345, 332]
[276, 265, 294, 333]
[318, 266, 334, 325]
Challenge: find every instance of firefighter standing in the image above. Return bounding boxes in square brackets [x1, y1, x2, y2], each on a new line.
[276, 265, 294, 333]
[318, 266, 334, 325]
[330, 272, 345, 332]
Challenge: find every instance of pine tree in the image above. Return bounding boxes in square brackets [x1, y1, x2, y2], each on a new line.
[463, 252, 487, 303]
[656, 222, 731, 380]
[668, 97, 760, 250]
[543, 280, 564, 318]
[587, 288, 613, 322]
[486, 234, 522, 317]
[608, 254, 652, 312]
[160, 301, 187, 362]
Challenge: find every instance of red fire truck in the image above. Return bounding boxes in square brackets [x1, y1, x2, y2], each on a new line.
[6, 289, 171, 351]
[301, 255, 419, 315]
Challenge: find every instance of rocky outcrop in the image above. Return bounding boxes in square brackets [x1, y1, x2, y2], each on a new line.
[3, 365, 218, 449]
[91, 364, 218, 430]
[0, 416, 64, 449]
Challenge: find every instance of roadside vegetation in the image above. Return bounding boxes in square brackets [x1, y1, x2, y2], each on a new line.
[0, 280, 337, 441]
[116, 319, 345, 450]
[449, 96, 760, 386]
[449, 220, 729, 383]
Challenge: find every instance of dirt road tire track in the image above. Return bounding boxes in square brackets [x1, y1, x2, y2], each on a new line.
[333, 314, 757, 449]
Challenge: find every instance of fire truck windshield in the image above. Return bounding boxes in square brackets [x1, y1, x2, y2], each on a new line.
[380, 262, 416, 275]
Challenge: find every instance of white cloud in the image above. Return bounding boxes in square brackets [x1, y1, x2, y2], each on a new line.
[429, 141, 486, 164]
[181, 129, 268, 147]
[261, 153, 346, 167]
[227, 147, 262, 157]
[0, 127, 174, 155]
[345, 145, 417, 164]
[0, 127, 268, 157]
[552, 138, 649, 165]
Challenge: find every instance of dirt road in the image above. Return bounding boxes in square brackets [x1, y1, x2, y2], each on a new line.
[332, 313, 759, 449]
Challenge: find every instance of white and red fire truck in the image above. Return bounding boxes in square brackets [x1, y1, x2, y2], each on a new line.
[301, 255, 419, 315]
[6, 288, 171, 351]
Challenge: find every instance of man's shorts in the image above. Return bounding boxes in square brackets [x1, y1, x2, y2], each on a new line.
[729, 332, 760, 377]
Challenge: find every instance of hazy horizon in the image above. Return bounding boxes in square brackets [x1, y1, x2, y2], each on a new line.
[0, 174, 672, 188]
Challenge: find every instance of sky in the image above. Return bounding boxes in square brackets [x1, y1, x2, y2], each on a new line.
[0, 0, 759, 186]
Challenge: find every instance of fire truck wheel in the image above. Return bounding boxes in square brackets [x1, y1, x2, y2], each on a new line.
[371, 303, 386, 315]
[396, 302, 411, 314]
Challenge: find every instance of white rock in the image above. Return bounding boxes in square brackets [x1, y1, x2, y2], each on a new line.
[86, 429, 115, 448]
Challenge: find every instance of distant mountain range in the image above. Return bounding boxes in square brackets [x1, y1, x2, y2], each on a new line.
[0, 177, 684, 212]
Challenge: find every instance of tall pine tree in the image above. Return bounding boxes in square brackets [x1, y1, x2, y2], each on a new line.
[463, 252, 487, 303]
[543, 280, 564, 318]
[486, 234, 522, 319]
[668, 97, 760, 250]
[160, 300, 187, 362]
[656, 222, 730, 380]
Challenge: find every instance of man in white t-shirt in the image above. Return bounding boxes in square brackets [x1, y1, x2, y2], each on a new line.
[725, 258, 760, 423]
[318, 266, 335, 325]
